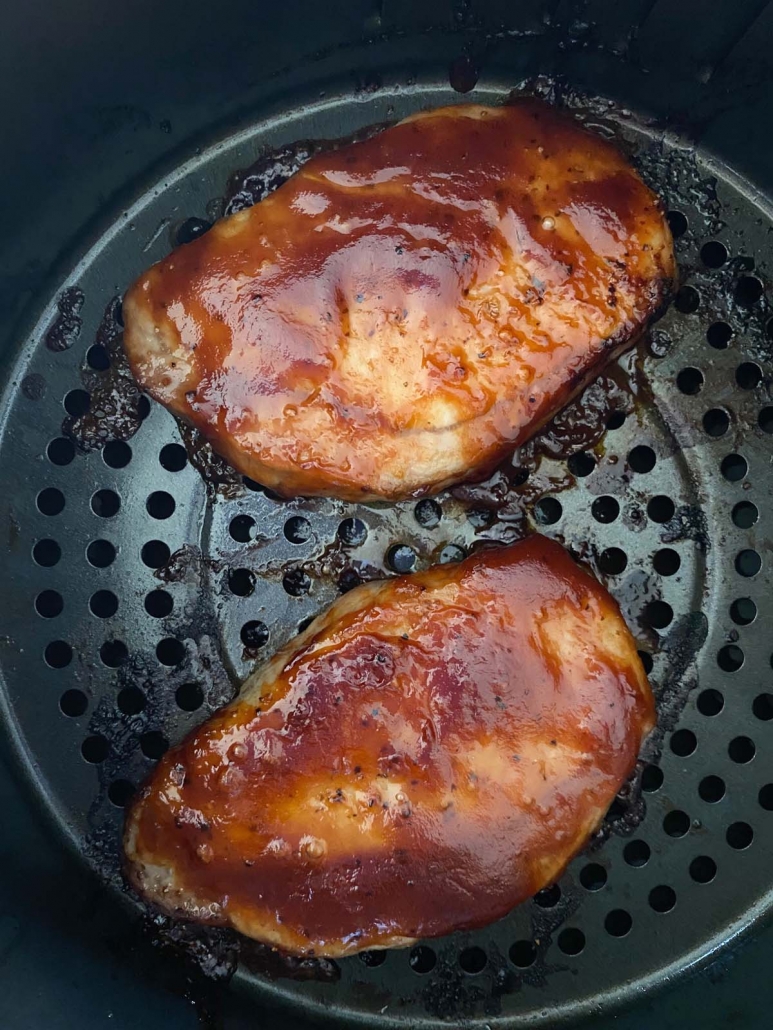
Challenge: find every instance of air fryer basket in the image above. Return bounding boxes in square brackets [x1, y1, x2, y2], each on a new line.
[1, 2, 773, 1027]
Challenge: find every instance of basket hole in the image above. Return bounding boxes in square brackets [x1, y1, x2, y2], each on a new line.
[703, 408, 730, 437]
[89, 590, 118, 618]
[690, 856, 717, 883]
[146, 491, 175, 519]
[228, 568, 255, 597]
[645, 600, 673, 630]
[103, 440, 132, 469]
[670, 729, 697, 756]
[108, 780, 135, 808]
[459, 946, 487, 974]
[759, 407, 773, 433]
[145, 589, 173, 617]
[284, 516, 312, 544]
[732, 502, 758, 528]
[467, 507, 495, 530]
[641, 764, 663, 792]
[409, 946, 437, 974]
[47, 437, 75, 466]
[176, 682, 203, 711]
[229, 515, 256, 543]
[63, 389, 90, 417]
[141, 540, 171, 568]
[717, 644, 744, 672]
[33, 539, 61, 567]
[628, 445, 656, 473]
[159, 443, 187, 472]
[387, 544, 417, 573]
[533, 884, 561, 907]
[735, 275, 763, 305]
[653, 548, 680, 576]
[156, 638, 185, 666]
[604, 909, 632, 937]
[98, 641, 128, 671]
[753, 694, 773, 721]
[649, 328, 672, 358]
[720, 454, 747, 481]
[86, 344, 110, 370]
[567, 451, 596, 477]
[606, 411, 626, 430]
[707, 321, 732, 349]
[37, 487, 65, 516]
[674, 286, 699, 314]
[592, 496, 619, 523]
[36, 590, 63, 618]
[338, 568, 362, 593]
[735, 549, 761, 577]
[449, 54, 479, 93]
[241, 620, 269, 650]
[136, 395, 151, 420]
[439, 543, 466, 564]
[698, 775, 725, 803]
[598, 547, 627, 575]
[117, 686, 145, 715]
[667, 211, 688, 237]
[638, 650, 654, 674]
[580, 863, 608, 890]
[676, 367, 703, 395]
[509, 940, 537, 968]
[557, 927, 585, 956]
[338, 517, 369, 546]
[140, 731, 169, 760]
[176, 217, 212, 246]
[736, 362, 762, 390]
[697, 689, 724, 717]
[297, 616, 316, 634]
[728, 736, 755, 763]
[283, 568, 312, 596]
[730, 598, 756, 626]
[758, 785, 773, 811]
[700, 241, 728, 268]
[414, 499, 442, 528]
[60, 689, 87, 717]
[242, 477, 264, 492]
[533, 497, 562, 525]
[648, 885, 676, 913]
[92, 489, 120, 518]
[44, 640, 72, 668]
[647, 496, 675, 523]
[663, 810, 690, 837]
[81, 734, 109, 764]
[726, 821, 754, 850]
[87, 539, 116, 568]
[359, 950, 387, 968]
[623, 839, 650, 867]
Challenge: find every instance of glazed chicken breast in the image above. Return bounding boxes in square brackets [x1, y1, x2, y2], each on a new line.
[123, 99, 675, 501]
[125, 537, 655, 956]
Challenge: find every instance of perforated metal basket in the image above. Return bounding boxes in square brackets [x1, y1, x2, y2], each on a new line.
[2, 3, 773, 1028]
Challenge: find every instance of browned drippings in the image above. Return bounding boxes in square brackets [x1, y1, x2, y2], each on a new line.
[63, 297, 146, 450]
[45, 286, 84, 352]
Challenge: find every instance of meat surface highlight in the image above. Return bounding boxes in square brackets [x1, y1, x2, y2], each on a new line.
[123, 99, 675, 501]
[124, 537, 655, 956]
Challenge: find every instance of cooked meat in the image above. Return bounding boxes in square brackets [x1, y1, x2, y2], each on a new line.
[123, 99, 675, 501]
[125, 537, 655, 957]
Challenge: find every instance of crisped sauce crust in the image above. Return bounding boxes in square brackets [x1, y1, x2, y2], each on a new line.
[125, 537, 655, 956]
[123, 100, 675, 500]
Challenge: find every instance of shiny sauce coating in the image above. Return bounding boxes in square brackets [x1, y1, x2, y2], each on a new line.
[125, 537, 655, 956]
[123, 100, 675, 500]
